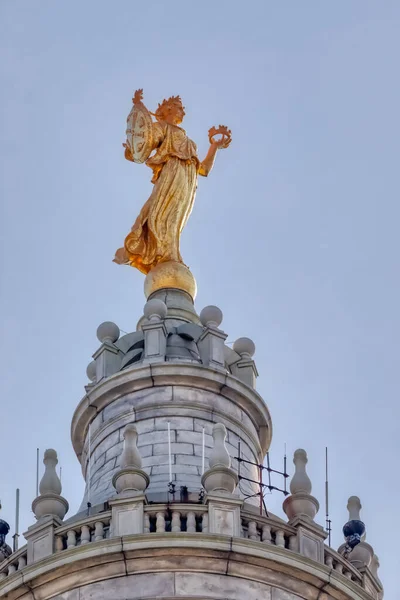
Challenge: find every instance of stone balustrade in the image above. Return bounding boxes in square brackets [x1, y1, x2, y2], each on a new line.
[54, 513, 112, 551]
[0, 547, 28, 580]
[144, 504, 208, 533]
[240, 510, 297, 549]
[0, 502, 372, 596]
[324, 546, 363, 584]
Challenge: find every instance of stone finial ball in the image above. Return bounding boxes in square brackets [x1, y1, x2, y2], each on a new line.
[294, 448, 308, 462]
[233, 337, 256, 357]
[96, 321, 120, 344]
[44, 449, 58, 462]
[86, 360, 96, 382]
[143, 298, 168, 321]
[200, 305, 223, 328]
[124, 423, 138, 436]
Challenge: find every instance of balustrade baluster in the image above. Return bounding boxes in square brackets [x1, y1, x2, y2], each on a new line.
[325, 554, 334, 568]
[55, 535, 64, 552]
[94, 521, 104, 542]
[7, 564, 16, 575]
[248, 521, 258, 541]
[288, 535, 297, 551]
[275, 529, 285, 548]
[344, 570, 352, 579]
[144, 513, 150, 534]
[202, 513, 209, 533]
[0, 573, 6, 581]
[171, 511, 181, 532]
[334, 562, 343, 574]
[67, 530, 77, 548]
[187, 511, 196, 533]
[17, 556, 26, 569]
[81, 524, 91, 545]
[156, 512, 166, 533]
[261, 524, 272, 544]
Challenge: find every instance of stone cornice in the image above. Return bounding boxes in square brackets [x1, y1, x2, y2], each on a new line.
[0, 534, 374, 600]
[71, 363, 272, 459]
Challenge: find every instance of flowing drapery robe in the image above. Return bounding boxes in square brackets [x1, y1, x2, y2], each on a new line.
[114, 121, 200, 274]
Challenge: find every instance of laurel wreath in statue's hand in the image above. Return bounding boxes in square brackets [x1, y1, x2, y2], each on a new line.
[208, 125, 232, 149]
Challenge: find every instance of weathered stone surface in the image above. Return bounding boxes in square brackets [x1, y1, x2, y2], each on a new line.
[152, 464, 199, 476]
[153, 442, 194, 456]
[51, 591, 79, 600]
[156, 415, 194, 430]
[271, 589, 303, 600]
[79, 572, 175, 600]
[176, 429, 213, 446]
[175, 572, 272, 599]
[105, 441, 123, 463]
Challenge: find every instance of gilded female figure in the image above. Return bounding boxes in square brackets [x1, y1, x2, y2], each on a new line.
[114, 90, 231, 274]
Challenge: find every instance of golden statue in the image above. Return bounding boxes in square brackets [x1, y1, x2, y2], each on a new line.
[114, 89, 231, 297]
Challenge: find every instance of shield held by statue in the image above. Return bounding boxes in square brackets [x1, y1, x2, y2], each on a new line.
[125, 102, 154, 164]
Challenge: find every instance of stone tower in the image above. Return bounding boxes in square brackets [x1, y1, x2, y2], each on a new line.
[0, 281, 384, 600]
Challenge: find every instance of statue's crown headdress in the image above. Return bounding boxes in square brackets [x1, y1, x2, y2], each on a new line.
[158, 95, 183, 110]
[154, 95, 184, 121]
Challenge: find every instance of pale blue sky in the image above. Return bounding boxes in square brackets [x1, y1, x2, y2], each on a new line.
[1, 1, 399, 595]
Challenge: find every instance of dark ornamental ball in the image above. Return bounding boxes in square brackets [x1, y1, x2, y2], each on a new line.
[0, 519, 10, 536]
[343, 519, 366, 548]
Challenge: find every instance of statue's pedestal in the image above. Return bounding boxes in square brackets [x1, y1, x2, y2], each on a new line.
[144, 261, 197, 300]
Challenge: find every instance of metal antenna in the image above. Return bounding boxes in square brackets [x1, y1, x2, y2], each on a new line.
[13, 489, 20, 552]
[283, 443, 287, 494]
[36, 448, 40, 497]
[87, 423, 92, 515]
[325, 447, 332, 546]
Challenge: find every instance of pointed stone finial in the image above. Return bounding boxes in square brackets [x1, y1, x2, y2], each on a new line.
[290, 449, 312, 495]
[347, 495, 362, 520]
[209, 423, 230, 468]
[32, 449, 69, 520]
[340, 495, 373, 568]
[201, 423, 238, 494]
[120, 424, 142, 469]
[39, 449, 61, 495]
[112, 424, 150, 495]
[283, 449, 319, 521]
